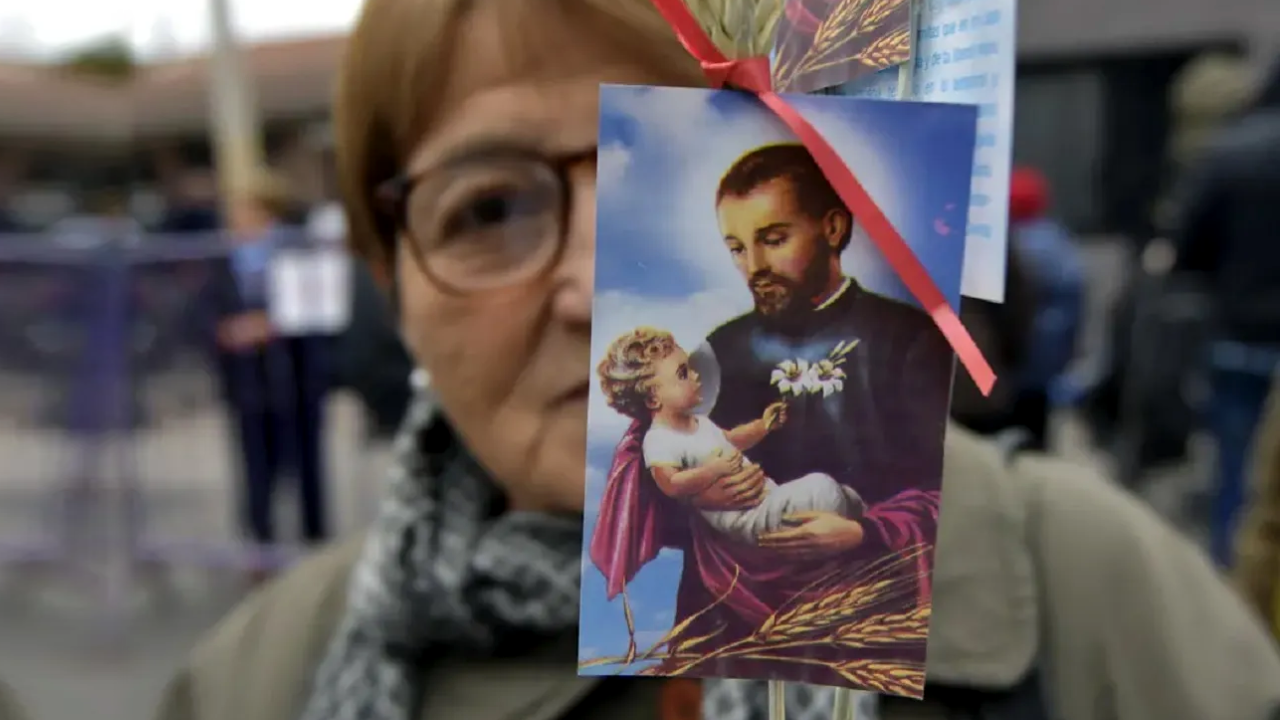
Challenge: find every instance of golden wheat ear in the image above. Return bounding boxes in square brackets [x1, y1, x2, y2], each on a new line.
[682, 0, 786, 59]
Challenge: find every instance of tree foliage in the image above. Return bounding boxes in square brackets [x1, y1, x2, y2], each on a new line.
[58, 36, 135, 81]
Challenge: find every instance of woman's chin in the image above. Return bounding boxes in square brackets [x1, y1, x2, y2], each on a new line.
[540, 420, 590, 513]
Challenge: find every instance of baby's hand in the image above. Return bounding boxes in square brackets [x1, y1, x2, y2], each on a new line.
[707, 448, 744, 478]
[763, 401, 788, 431]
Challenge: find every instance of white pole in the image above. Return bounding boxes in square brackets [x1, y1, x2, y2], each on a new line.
[207, 0, 264, 216]
[768, 680, 787, 720]
[831, 688, 858, 720]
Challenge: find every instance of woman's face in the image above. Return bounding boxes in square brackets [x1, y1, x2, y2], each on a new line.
[395, 4, 693, 512]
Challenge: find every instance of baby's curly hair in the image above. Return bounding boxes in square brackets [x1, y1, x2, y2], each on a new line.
[597, 327, 678, 421]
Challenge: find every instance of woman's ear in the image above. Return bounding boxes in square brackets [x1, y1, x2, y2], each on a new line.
[822, 208, 851, 252]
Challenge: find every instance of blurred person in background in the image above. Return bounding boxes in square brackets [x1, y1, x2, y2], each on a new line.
[1082, 54, 1254, 480]
[152, 1, 1280, 719]
[1005, 166, 1085, 449]
[307, 183, 415, 451]
[306, 196, 347, 249]
[1235, 372, 1280, 640]
[951, 168, 1084, 452]
[201, 172, 331, 575]
[1173, 58, 1280, 567]
[309, 199, 415, 439]
[948, 230, 1038, 446]
[49, 190, 142, 248]
[159, 170, 221, 235]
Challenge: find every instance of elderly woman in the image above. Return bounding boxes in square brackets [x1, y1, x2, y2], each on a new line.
[152, 1, 1280, 719]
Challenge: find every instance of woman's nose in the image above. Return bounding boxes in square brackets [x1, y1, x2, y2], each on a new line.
[551, 164, 596, 325]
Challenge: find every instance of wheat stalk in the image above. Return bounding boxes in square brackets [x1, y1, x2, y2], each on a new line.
[637, 545, 931, 678]
[579, 540, 935, 698]
[852, 27, 911, 68]
[775, 0, 911, 89]
[774, 0, 869, 88]
[621, 589, 639, 664]
[806, 0, 907, 70]
[833, 659, 926, 695]
[683, 0, 785, 59]
[578, 567, 740, 670]
[799, 26, 910, 80]
[758, 544, 929, 639]
[811, 0, 874, 54]
[858, 0, 903, 29]
[834, 605, 931, 646]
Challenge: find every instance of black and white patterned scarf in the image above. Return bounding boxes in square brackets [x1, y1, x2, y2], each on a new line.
[298, 382, 583, 720]
[298, 378, 868, 720]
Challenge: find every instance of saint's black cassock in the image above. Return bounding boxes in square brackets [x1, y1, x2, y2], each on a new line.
[706, 278, 953, 504]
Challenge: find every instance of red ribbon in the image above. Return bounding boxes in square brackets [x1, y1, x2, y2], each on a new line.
[647, 0, 996, 395]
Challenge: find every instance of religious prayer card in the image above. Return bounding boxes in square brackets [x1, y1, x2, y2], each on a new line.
[838, 0, 1017, 302]
[267, 247, 352, 336]
[578, 84, 977, 698]
[772, 0, 915, 93]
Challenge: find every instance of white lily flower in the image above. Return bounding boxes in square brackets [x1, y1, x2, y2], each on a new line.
[770, 359, 812, 396]
[808, 359, 846, 397]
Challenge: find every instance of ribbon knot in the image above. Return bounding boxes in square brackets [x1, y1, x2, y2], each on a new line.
[701, 56, 773, 94]
[650, 0, 996, 395]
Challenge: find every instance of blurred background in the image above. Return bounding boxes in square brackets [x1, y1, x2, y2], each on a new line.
[0, 0, 1278, 718]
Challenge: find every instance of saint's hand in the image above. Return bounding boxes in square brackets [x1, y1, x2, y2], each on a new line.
[762, 401, 788, 431]
[758, 511, 865, 556]
[691, 461, 765, 511]
[705, 448, 743, 478]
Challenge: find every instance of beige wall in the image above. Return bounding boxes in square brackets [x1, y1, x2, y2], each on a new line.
[1018, 0, 1279, 63]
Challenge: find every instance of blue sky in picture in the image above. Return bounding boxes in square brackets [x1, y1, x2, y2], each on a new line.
[579, 85, 977, 669]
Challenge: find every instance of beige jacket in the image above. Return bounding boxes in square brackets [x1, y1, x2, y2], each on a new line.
[0, 682, 27, 720]
[154, 426, 1280, 720]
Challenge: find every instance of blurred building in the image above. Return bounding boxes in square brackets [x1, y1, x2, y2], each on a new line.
[1015, 0, 1278, 240]
[0, 62, 131, 226]
[0, 36, 341, 228]
[3, 0, 1280, 234]
[131, 36, 342, 211]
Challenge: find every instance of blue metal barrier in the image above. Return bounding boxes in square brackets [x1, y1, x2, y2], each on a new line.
[1, 229, 345, 639]
[0, 235, 104, 567]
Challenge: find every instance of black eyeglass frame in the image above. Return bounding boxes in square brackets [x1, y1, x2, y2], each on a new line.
[373, 146, 597, 295]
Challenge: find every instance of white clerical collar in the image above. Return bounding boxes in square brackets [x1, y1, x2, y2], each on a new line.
[814, 277, 853, 311]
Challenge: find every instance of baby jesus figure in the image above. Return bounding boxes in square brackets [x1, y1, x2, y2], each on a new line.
[597, 327, 864, 543]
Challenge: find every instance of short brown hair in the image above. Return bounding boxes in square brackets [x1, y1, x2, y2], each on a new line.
[333, 0, 705, 272]
[597, 327, 677, 420]
[716, 143, 853, 251]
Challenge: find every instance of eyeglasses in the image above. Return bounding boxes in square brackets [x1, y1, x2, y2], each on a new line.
[376, 146, 596, 294]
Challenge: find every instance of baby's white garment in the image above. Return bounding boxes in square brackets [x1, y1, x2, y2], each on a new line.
[642, 415, 863, 543]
